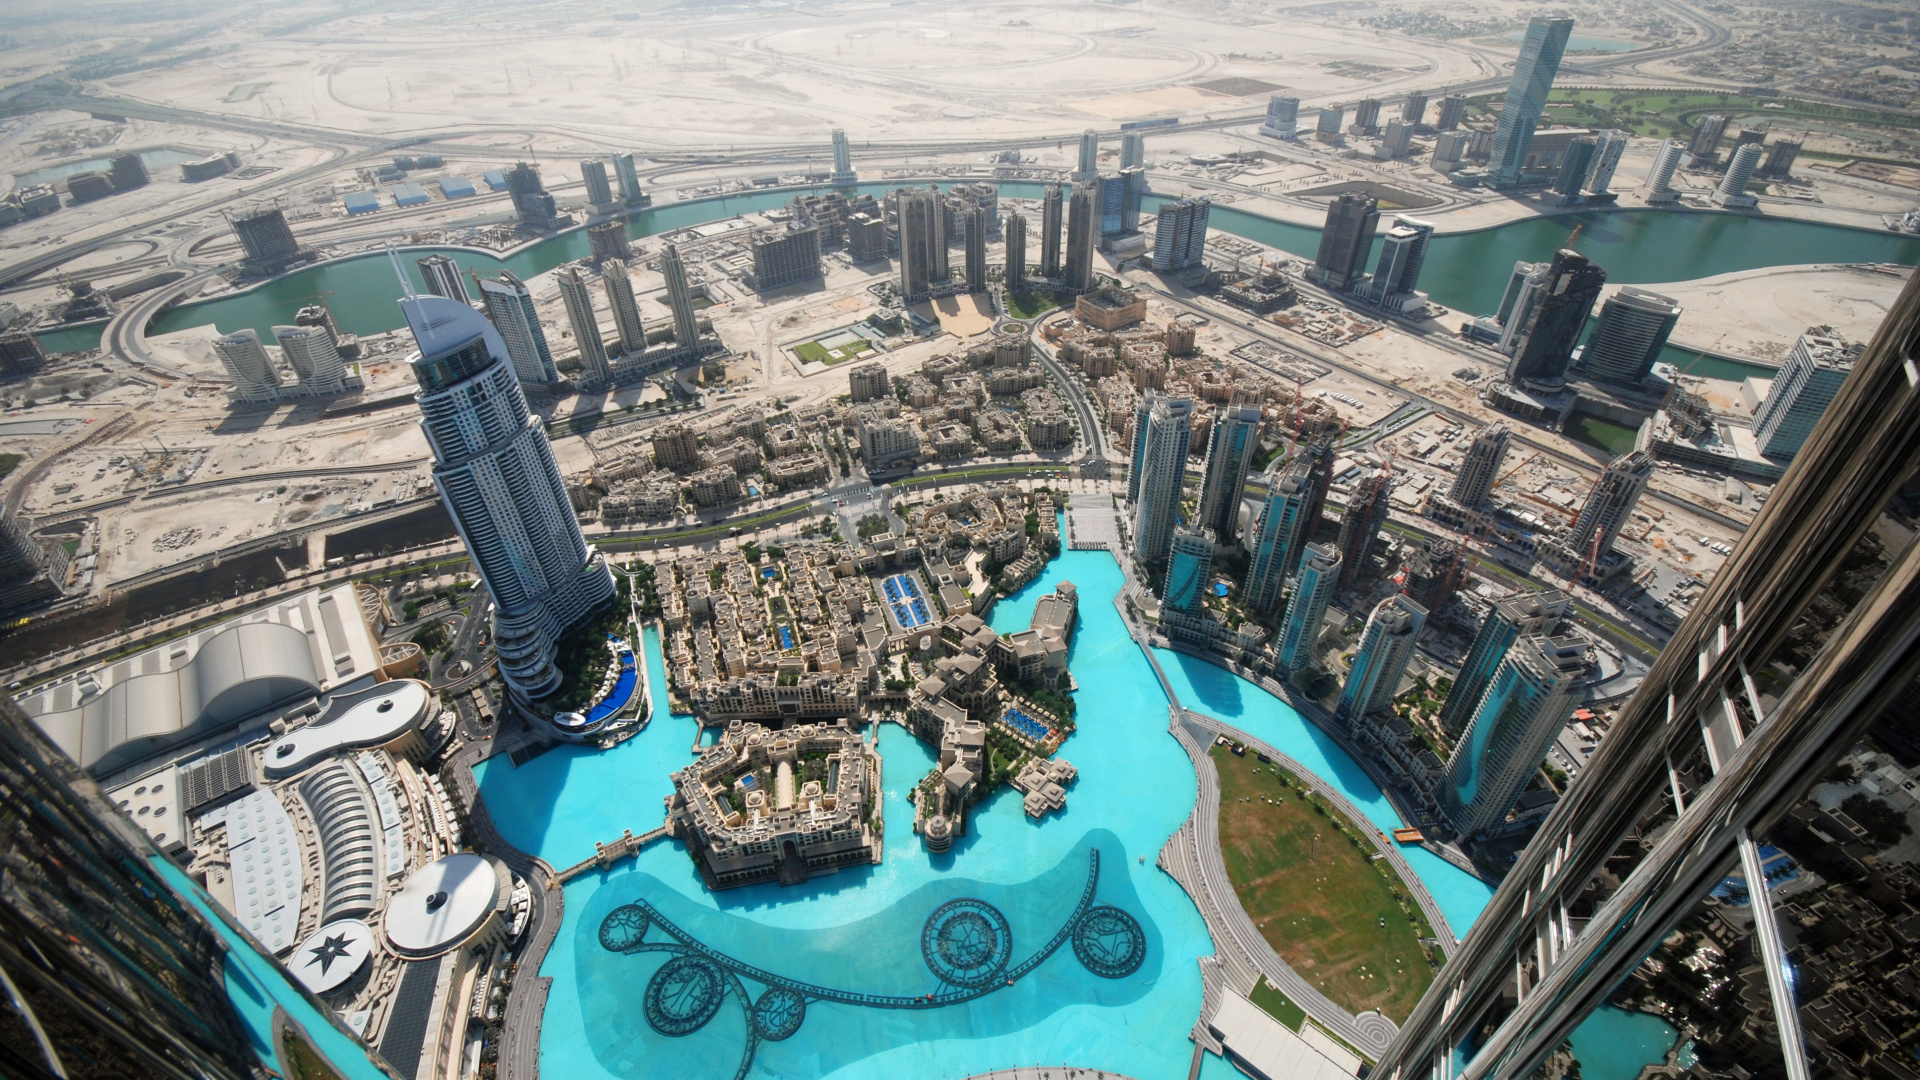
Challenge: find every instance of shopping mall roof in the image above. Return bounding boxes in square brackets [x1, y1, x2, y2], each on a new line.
[265, 680, 431, 778]
[289, 919, 374, 994]
[383, 854, 506, 959]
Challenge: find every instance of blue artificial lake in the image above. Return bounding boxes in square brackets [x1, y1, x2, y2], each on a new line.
[471, 547, 1686, 1080]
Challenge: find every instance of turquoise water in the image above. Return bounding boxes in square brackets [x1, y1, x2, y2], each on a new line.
[1150, 647, 1496, 934]
[1569, 1005, 1692, 1079]
[110, 182, 1920, 355]
[12, 147, 202, 188]
[147, 855, 392, 1080]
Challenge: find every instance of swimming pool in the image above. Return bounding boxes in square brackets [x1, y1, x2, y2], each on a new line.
[882, 573, 932, 631]
[1004, 708, 1052, 742]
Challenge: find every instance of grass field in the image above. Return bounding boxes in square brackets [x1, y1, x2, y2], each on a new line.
[0, 452, 20, 481]
[1004, 288, 1063, 320]
[794, 337, 873, 365]
[1212, 745, 1437, 1022]
[1249, 975, 1307, 1030]
[1547, 87, 1920, 142]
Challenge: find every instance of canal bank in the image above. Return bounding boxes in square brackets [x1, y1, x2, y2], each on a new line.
[39, 180, 1918, 359]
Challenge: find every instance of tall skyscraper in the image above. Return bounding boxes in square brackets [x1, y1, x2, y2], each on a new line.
[1260, 95, 1300, 139]
[1348, 98, 1382, 136]
[1584, 128, 1629, 193]
[1361, 216, 1434, 305]
[214, 328, 281, 398]
[0, 501, 69, 613]
[1487, 16, 1574, 187]
[587, 220, 632, 266]
[229, 206, 303, 271]
[1686, 113, 1729, 162]
[964, 206, 989, 292]
[1128, 394, 1193, 564]
[1040, 183, 1063, 278]
[400, 289, 615, 701]
[613, 151, 645, 205]
[1644, 138, 1685, 198]
[1276, 543, 1340, 680]
[1076, 129, 1099, 180]
[1094, 172, 1133, 237]
[556, 265, 611, 387]
[1436, 587, 1569, 736]
[1711, 142, 1764, 208]
[750, 225, 823, 290]
[1316, 106, 1344, 140]
[1335, 594, 1427, 725]
[659, 242, 702, 351]
[1242, 458, 1313, 615]
[1295, 436, 1336, 579]
[1121, 131, 1146, 169]
[1400, 91, 1428, 127]
[504, 162, 565, 231]
[272, 324, 347, 393]
[1336, 469, 1393, 587]
[1004, 209, 1028, 291]
[1752, 330, 1859, 459]
[1309, 193, 1379, 291]
[602, 259, 646, 357]
[1064, 181, 1098, 294]
[1582, 287, 1681, 384]
[1567, 449, 1654, 559]
[580, 159, 615, 208]
[895, 187, 937, 302]
[1438, 634, 1587, 834]
[831, 128, 856, 185]
[1507, 248, 1606, 389]
[1552, 137, 1597, 197]
[476, 271, 559, 385]
[1198, 404, 1262, 545]
[1758, 138, 1802, 178]
[1450, 422, 1512, 508]
[1152, 196, 1211, 272]
[1435, 94, 1468, 131]
[417, 254, 469, 303]
[927, 185, 949, 282]
[1377, 272, 1920, 1080]
[108, 151, 149, 191]
[1162, 525, 1215, 612]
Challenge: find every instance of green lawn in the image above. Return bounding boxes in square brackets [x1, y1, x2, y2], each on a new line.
[1004, 288, 1063, 320]
[1249, 975, 1307, 1030]
[0, 452, 21, 481]
[1212, 745, 1437, 1022]
[1548, 87, 1920, 141]
[794, 338, 873, 365]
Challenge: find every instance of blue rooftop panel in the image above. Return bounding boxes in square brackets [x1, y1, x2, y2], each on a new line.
[482, 169, 508, 191]
[342, 191, 381, 215]
[392, 182, 429, 207]
[438, 176, 477, 198]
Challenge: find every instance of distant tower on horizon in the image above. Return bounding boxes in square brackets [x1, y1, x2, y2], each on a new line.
[1552, 137, 1597, 198]
[417, 253, 469, 303]
[1435, 93, 1468, 131]
[230, 206, 303, 272]
[1075, 129, 1099, 180]
[400, 290, 616, 702]
[1585, 128, 1630, 193]
[613, 152, 646, 206]
[1128, 393, 1194, 565]
[1487, 16, 1574, 187]
[476, 270, 559, 385]
[1309, 193, 1378, 292]
[1711, 141, 1764, 208]
[1121, 130, 1146, 169]
[504, 162, 566, 232]
[1686, 113, 1729, 165]
[831, 129, 857, 185]
[1336, 593, 1427, 726]
[580, 159, 616, 211]
[556, 265, 611, 387]
[1260, 94, 1300, 139]
[1644, 139, 1685, 202]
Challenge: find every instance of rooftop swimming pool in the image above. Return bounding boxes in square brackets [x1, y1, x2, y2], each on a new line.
[470, 551, 1681, 1080]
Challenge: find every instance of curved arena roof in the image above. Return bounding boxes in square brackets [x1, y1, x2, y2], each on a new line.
[383, 854, 505, 959]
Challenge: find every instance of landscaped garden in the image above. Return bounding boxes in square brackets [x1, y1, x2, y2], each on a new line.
[1211, 744, 1438, 1022]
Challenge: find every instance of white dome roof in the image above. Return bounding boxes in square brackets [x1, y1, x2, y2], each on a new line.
[289, 919, 374, 994]
[383, 854, 502, 958]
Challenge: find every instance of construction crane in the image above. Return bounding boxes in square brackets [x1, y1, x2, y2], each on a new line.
[1494, 452, 1537, 491]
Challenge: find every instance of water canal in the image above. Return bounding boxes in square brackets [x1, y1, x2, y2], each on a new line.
[40, 180, 1917, 368]
[473, 547, 1682, 1080]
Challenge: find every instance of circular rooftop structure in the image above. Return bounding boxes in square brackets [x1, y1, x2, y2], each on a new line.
[383, 854, 505, 959]
[265, 680, 432, 777]
[289, 919, 374, 994]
